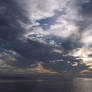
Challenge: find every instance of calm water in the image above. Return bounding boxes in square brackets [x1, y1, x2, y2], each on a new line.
[0, 77, 91, 92]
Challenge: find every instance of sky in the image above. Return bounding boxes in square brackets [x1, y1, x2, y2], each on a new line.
[0, 0, 92, 76]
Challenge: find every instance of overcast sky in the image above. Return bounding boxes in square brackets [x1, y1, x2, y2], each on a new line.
[0, 0, 92, 76]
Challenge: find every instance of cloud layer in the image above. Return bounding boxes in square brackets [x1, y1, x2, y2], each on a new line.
[0, 0, 92, 75]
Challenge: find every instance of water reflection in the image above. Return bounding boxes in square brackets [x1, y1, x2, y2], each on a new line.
[0, 78, 91, 92]
[73, 78, 92, 92]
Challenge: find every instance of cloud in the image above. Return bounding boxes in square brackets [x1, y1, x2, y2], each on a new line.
[0, 48, 15, 72]
[70, 47, 92, 69]
[15, 0, 64, 20]
[0, 48, 24, 71]
[80, 70, 92, 77]
[13, 62, 60, 75]
[20, 0, 83, 46]
[0, 0, 91, 75]
[80, 0, 91, 3]
[0, 60, 13, 69]
[81, 25, 92, 46]
[0, 0, 29, 42]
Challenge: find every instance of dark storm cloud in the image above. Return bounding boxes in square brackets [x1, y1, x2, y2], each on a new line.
[1, 39, 88, 73]
[0, 0, 29, 42]
[80, 0, 92, 16]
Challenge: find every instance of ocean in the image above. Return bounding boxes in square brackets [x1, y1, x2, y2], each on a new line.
[0, 77, 91, 92]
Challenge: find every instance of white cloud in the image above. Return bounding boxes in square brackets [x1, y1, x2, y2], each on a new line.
[51, 48, 63, 54]
[81, 26, 92, 46]
[15, 0, 60, 20]
[16, 0, 83, 44]
[48, 20, 78, 38]
[70, 47, 92, 69]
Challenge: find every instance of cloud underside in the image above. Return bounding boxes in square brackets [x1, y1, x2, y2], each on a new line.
[0, 0, 92, 75]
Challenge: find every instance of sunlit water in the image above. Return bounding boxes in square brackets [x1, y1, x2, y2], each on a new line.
[73, 78, 92, 92]
[0, 77, 91, 92]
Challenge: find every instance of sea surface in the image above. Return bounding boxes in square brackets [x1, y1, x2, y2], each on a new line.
[0, 77, 91, 92]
